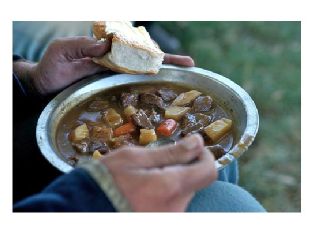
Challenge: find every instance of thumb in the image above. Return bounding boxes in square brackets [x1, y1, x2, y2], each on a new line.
[58, 36, 111, 59]
[81, 40, 111, 58]
[143, 134, 205, 168]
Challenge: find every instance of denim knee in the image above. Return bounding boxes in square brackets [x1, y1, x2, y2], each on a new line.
[187, 181, 266, 212]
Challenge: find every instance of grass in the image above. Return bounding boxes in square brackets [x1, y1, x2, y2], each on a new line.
[159, 21, 301, 212]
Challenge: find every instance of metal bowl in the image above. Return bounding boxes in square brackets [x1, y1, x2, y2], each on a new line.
[36, 64, 259, 173]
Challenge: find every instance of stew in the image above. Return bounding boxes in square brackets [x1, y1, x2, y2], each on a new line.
[56, 83, 234, 166]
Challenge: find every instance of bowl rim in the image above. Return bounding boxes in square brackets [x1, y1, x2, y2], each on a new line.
[36, 64, 259, 172]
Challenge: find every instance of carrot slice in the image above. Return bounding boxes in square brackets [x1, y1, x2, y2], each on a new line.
[114, 122, 136, 136]
[157, 119, 177, 137]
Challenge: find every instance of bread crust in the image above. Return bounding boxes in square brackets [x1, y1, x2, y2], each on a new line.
[92, 21, 164, 74]
[93, 21, 106, 39]
[93, 21, 164, 55]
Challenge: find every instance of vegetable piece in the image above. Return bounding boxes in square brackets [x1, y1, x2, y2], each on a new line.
[91, 125, 113, 142]
[156, 119, 177, 137]
[111, 134, 136, 148]
[124, 105, 137, 118]
[204, 118, 232, 142]
[172, 90, 202, 106]
[114, 122, 136, 136]
[70, 123, 89, 141]
[139, 129, 157, 145]
[92, 150, 103, 160]
[165, 106, 190, 120]
[102, 108, 123, 128]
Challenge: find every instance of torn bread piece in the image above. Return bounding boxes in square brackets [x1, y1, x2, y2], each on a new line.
[92, 21, 165, 74]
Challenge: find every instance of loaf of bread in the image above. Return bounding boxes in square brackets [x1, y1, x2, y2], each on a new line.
[92, 21, 165, 74]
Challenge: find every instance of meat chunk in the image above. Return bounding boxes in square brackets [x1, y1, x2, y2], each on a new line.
[207, 145, 226, 159]
[140, 93, 165, 109]
[132, 109, 154, 129]
[121, 93, 139, 108]
[89, 139, 109, 154]
[192, 96, 213, 113]
[181, 113, 211, 135]
[149, 110, 162, 125]
[144, 108, 162, 125]
[111, 134, 136, 149]
[68, 154, 79, 166]
[71, 139, 89, 154]
[156, 88, 177, 102]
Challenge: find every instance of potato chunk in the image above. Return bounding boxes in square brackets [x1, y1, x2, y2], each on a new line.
[172, 90, 202, 106]
[70, 123, 89, 141]
[92, 150, 103, 160]
[165, 106, 190, 120]
[124, 105, 137, 118]
[139, 129, 157, 145]
[103, 108, 123, 128]
[91, 125, 113, 142]
[204, 118, 232, 142]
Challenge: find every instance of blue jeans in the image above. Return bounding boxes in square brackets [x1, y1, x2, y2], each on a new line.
[187, 161, 265, 212]
[13, 22, 266, 212]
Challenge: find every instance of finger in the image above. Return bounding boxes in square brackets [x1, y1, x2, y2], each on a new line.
[162, 148, 217, 193]
[54, 36, 111, 59]
[163, 54, 195, 67]
[70, 58, 108, 80]
[140, 134, 205, 168]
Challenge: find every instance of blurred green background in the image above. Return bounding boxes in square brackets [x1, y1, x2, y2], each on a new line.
[159, 21, 301, 212]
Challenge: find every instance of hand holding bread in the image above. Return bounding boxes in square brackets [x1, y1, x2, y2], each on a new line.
[14, 22, 194, 96]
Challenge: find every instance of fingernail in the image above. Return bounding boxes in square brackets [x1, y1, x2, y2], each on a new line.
[181, 134, 202, 151]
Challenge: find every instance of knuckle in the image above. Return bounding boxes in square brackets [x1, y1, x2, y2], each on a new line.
[51, 38, 63, 47]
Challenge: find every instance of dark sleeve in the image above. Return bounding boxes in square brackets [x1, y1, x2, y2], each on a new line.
[13, 55, 54, 122]
[13, 55, 29, 98]
[13, 168, 117, 212]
